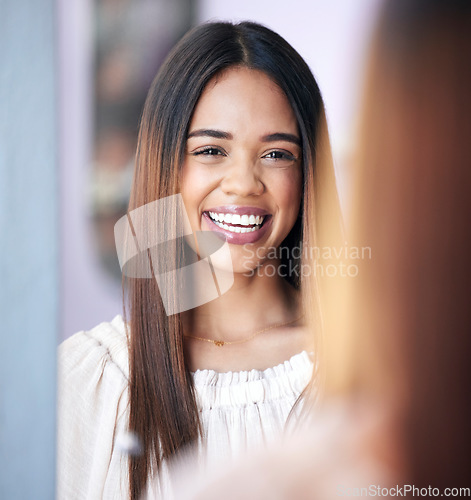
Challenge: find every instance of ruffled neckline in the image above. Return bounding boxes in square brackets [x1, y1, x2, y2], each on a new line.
[191, 351, 314, 409]
[191, 350, 313, 387]
[110, 315, 314, 394]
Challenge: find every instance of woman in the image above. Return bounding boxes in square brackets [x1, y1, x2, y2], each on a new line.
[179, 1, 471, 498]
[57, 21, 342, 499]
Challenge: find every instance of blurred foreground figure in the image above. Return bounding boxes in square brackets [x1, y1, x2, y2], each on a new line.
[348, 0, 471, 489]
[164, 0, 471, 497]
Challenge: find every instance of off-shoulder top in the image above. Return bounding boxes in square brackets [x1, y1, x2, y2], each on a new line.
[56, 315, 314, 499]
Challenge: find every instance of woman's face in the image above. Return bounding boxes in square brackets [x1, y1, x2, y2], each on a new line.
[181, 66, 302, 274]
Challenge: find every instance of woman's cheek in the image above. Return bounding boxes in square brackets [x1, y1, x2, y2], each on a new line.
[182, 162, 219, 196]
[272, 170, 302, 213]
[181, 163, 206, 202]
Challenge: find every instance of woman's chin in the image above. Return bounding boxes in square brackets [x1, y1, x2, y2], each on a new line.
[207, 254, 235, 274]
[211, 258, 262, 278]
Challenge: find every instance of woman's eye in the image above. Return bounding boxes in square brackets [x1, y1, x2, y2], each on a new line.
[263, 150, 296, 161]
[193, 147, 224, 156]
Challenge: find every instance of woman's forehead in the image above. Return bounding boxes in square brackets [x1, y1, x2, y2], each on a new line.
[190, 67, 298, 137]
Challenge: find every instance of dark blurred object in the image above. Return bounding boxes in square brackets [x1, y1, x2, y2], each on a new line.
[349, 0, 471, 488]
[90, 0, 194, 280]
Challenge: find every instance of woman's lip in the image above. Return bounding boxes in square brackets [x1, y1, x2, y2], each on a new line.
[202, 212, 273, 245]
[205, 205, 270, 216]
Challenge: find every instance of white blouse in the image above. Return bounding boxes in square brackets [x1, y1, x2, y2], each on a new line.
[56, 315, 314, 499]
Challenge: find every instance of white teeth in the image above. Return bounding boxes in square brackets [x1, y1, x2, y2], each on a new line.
[214, 220, 261, 233]
[208, 211, 266, 232]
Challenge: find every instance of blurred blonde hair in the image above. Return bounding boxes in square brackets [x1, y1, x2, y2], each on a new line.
[321, 0, 471, 486]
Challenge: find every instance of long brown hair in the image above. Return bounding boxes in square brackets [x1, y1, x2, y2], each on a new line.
[124, 21, 342, 498]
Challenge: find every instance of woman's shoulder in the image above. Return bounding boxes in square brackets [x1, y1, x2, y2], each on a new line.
[58, 314, 129, 383]
[57, 315, 130, 498]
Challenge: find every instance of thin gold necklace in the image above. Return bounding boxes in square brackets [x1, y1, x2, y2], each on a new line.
[183, 314, 304, 347]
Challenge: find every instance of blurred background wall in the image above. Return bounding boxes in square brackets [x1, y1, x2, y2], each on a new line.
[59, 0, 195, 340]
[60, 0, 382, 341]
[0, 0, 57, 498]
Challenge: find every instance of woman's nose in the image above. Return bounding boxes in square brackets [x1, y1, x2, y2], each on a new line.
[220, 159, 265, 197]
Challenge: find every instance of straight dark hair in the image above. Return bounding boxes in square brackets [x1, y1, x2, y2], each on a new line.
[124, 21, 341, 498]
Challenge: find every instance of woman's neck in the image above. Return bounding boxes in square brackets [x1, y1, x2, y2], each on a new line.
[182, 260, 300, 343]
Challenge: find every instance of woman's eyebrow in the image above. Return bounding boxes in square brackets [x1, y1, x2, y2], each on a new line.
[261, 133, 301, 145]
[187, 129, 233, 140]
[187, 129, 300, 146]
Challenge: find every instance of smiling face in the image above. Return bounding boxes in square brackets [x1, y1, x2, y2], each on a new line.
[181, 66, 303, 274]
